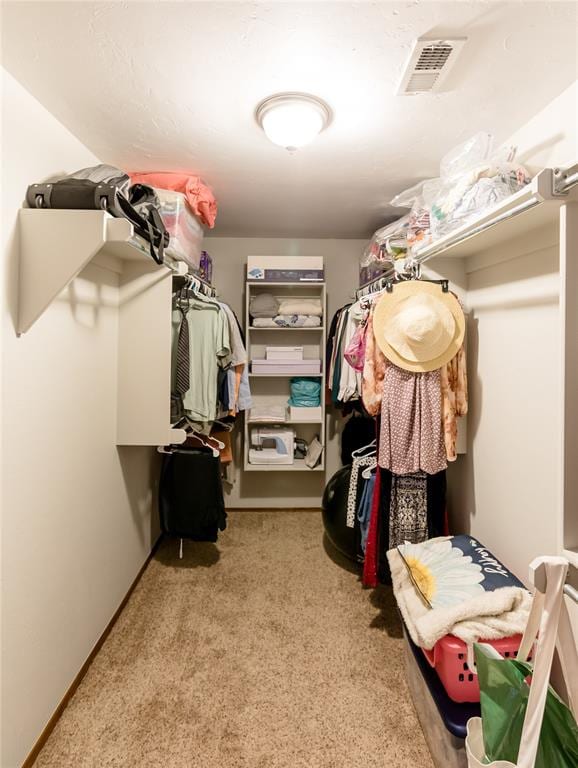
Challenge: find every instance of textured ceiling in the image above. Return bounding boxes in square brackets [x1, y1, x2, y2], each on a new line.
[2, 1, 577, 238]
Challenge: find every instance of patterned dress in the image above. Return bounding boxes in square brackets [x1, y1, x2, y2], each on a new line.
[361, 305, 468, 468]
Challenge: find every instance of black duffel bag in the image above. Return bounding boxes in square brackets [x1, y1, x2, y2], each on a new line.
[26, 164, 169, 266]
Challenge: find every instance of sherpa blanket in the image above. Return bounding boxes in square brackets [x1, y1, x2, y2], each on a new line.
[387, 535, 532, 649]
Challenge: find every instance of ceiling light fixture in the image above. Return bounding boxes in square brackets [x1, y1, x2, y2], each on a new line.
[256, 93, 331, 151]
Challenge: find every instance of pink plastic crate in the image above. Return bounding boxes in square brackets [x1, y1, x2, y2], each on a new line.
[421, 633, 528, 703]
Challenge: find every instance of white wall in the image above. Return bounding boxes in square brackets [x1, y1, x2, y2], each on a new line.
[1, 69, 159, 767]
[448, 80, 578, 582]
[509, 80, 578, 173]
[204, 236, 364, 507]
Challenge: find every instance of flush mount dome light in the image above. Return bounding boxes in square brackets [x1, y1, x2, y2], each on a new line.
[256, 93, 331, 150]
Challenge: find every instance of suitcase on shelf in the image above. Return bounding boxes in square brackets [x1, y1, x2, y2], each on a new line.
[26, 164, 169, 265]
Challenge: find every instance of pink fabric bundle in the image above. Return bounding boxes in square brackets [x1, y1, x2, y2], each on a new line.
[129, 171, 217, 228]
[344, 323, 367, 371]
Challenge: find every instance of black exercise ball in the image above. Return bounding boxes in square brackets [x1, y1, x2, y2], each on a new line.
[322, 465, 361, 562]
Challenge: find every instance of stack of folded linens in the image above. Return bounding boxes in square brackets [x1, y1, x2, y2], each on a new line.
[249, 294, 323, 327]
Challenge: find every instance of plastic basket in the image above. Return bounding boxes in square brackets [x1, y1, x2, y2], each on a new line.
[155, 188, 203, 270]
[422, 633, 528, 703]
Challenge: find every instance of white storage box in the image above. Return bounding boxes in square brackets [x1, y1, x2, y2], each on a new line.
[265, 346, 304, 361]
[251, 359, 321, 375]
[156, 188, 204, 270]
[247, 255, 324, 282]
[290, 406, 323, 422]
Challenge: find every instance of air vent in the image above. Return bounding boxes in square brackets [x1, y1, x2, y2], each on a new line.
[397, 37, 467, 95]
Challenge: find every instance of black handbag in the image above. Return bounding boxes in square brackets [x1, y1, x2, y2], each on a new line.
[26, 165, 169, 266]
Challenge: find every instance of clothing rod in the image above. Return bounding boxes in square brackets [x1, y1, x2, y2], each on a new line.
[356, 270, 395, 298]
[172, 272, 216, 297]
[555, 163, 578, 193]
[560, 171, 578, 191]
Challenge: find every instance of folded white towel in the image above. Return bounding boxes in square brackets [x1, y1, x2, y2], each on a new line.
[249, 406, 287, 422]
[277, 299, 322, 316]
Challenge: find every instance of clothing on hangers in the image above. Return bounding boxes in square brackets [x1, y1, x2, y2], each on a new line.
[171, 294, 231, 428]
[379, 364, 447, 475]
[159, 450, 226, 542]
[170, 277, 253, 430]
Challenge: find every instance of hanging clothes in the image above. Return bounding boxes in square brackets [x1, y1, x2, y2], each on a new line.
[361, 307, 388, 416]
[326, 303, 365, 406]
[218, 302, 251, 416]
[357, 470, 376, 554]
[360, 300, 468, 465]
[378, 364, 447, 475]
[159, 450, 227, 542]
[171, 295, 231, 428]
[171, 284, 253, 430]
[440, 344, 468, 461]
[388, 472, 429, 548]
[362, 466, 447, 587]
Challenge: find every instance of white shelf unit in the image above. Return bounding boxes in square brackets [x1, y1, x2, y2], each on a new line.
[244, 279, 327, 472]
[17, 209, 187, 447]
[248, 326, 325, 331]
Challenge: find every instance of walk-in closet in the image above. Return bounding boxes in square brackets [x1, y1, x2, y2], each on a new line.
[2, 2, 578, 768]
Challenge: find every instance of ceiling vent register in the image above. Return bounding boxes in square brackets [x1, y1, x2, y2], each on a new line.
[398, 37, 467, 95]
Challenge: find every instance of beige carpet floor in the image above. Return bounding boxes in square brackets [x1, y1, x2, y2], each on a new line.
[33, 510, 433, 768]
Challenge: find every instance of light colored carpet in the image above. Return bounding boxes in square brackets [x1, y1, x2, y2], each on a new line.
[33, 510, 433, 768]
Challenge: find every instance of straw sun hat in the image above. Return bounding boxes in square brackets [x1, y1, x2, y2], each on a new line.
[373, 281, 465, 373]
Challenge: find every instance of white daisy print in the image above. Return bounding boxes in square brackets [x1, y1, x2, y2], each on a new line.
[398, 540, 485, 609]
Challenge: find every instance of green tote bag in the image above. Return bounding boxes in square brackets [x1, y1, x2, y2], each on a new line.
[465, 557, 578, 768]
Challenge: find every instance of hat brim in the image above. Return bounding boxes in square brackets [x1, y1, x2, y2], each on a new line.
[373, 281, 465, 372]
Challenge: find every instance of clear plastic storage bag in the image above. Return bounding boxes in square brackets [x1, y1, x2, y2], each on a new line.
[360, 214, 410, 284]
[390, 132, 530, 252]
[430, 133, 530, 240]
[390, 179, 442, 249]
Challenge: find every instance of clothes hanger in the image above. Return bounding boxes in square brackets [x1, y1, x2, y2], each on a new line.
[385, 261, 449, 293]
[362, 464, 377, 480]
[171, 417, 225, 457]
[351, 439, 377, 459]
[212, 418, 235, 433]
[185, 432, 223, 458]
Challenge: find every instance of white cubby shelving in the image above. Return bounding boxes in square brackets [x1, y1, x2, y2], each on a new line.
[244, 278, 326, 472]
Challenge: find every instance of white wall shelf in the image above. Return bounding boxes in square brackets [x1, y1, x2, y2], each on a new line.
[18, 208, 186, 447]
[414, 168, 577, 266]
[244, 459, 325, 472]
[244, 277, 327, 472]
[249, 372, 323, 378]
[248, 326, 325, 331]
[247, 418, 323, 425]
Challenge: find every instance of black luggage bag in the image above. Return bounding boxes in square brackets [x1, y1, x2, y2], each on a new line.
[26, 164, 169, 265]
